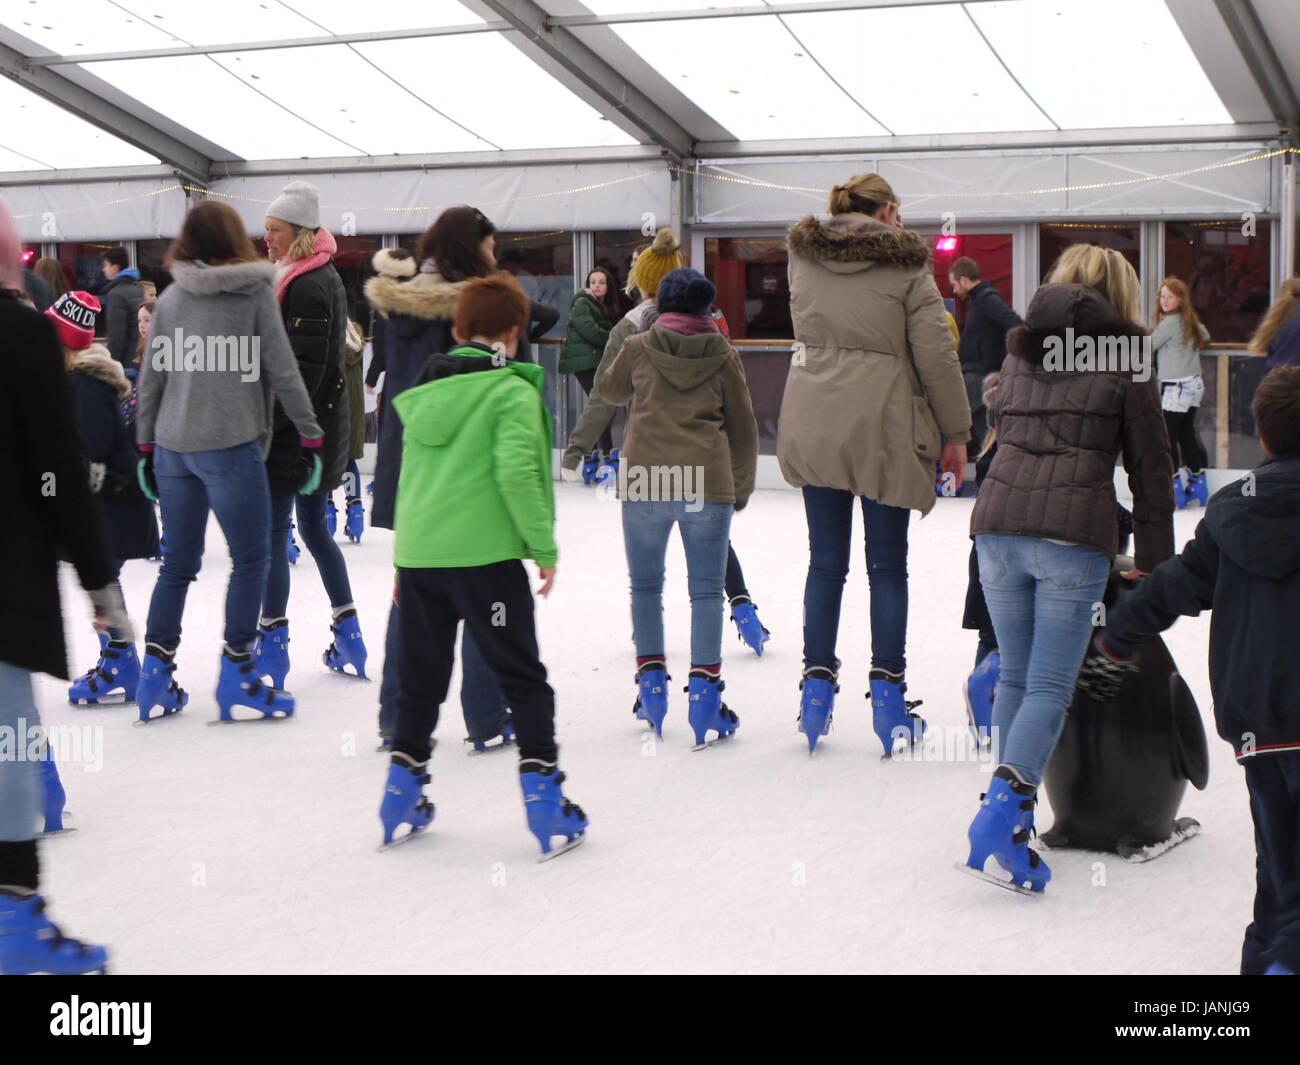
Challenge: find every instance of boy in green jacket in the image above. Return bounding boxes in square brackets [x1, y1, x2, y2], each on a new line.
[378, 274, 588, 860]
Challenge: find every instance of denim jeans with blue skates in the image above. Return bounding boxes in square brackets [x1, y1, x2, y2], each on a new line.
[976, 534, 1110, 786]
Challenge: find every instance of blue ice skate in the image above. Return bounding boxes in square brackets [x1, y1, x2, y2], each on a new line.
[581, 449, 601, 486]
[729, 596, 770, 657]
[797, 667, 838, 754]
[215, 646, 294, 722]
[870, 669, 926, 757]
[37, 755, 68, 834]
[686, 670, 739, 750]
[1185, 470, 1209, 507]
[964, 765, 1051, 894]
[255, 617, 291, 690]
[323, 609, 368, 679]
[469, 719, 515, 754]
[594, 448, 620, 487]
[345, 498, 365, 543]
[632, 660, 669, 737]
[135, 644, 188, 723]
[378, 753, 435, 848]
[1172, 471, 1189, 510]
[325, 498, 338, 537]
[287, 522, 300, 565]
[964, 651, 1000, 747]
[0, 892, 108, 975]
[519, 760, 587, 860]
[68, 635, 140, 705]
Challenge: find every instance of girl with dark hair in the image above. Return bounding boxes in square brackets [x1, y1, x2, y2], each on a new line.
[559, 267, 618, 456]
[367, 206, 511, 751]
[133, 200, 323, 723]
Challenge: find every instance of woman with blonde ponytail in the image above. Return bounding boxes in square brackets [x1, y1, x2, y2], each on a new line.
[781, 172, 972, 756]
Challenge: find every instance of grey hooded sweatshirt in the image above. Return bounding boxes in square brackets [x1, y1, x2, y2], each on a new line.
[136, 260, 321, 454]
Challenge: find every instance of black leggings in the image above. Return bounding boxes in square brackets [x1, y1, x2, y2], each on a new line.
[573, 369, 615, 454]
[1164, 408, 1209, 474]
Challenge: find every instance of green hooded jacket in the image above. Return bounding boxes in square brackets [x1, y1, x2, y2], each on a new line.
[391, 345, 557, 568]
[558, 291, 613, 374]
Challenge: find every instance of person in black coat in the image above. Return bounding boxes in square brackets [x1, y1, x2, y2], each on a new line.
[258, 180, 366, 687]
[950, 257, 1023, 457]
[52, 293, 160, 705]
[0, 274, 128, 973]
[99, 247, 144, 366]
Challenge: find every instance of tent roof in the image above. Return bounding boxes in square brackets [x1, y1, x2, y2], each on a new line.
[0, 0, 1294, 182]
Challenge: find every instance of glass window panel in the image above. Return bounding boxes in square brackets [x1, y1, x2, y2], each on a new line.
[333, 235, 384, 323]
[613, 17, 889, 140]
[705, 236, 792, 341]
[927, 232, 1017, 331]
[1039, 223, 1140, 283]
[0, 78, 157, 169]
[135, 238, 174, 296]
[593, 229, 643, 320]
[782, 8, 1050, 135]
[1165, 219, 1271, 345]
[970, 0, 1231, 129]
[355, 36, 636, 150]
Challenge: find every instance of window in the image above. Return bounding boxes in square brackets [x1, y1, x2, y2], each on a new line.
[334, 235, 383, 325]
[56, 242, 115, 294]
[1165, 220, 1271, 345]
[1039, 224, 1140, 285]
[593, 229, 644, 320]
[929, 232, 1016, 331]
[704, 237, 792, 341]
[135, 238, 174, 295]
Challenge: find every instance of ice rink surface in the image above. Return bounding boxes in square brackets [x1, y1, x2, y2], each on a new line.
[41, 484, 1247, 974]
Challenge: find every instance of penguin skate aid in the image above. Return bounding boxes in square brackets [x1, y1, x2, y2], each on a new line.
[377, 270, 586, 858]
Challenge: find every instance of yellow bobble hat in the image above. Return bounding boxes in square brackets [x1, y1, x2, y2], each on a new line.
[626, 227, 686, 297]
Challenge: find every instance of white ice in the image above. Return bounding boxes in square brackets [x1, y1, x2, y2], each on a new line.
[40, 484, 1245, 974]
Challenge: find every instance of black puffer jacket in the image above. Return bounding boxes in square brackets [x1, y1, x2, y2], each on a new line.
[959, 281, 1023, 374]
[1104, 456, 1300, 760]
[1, 292, 113, 678]
[266, 261, 349, 495]
[970, 283, 1175, 573]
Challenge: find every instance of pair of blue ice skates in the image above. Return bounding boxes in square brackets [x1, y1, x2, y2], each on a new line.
[632, 663, 740, 748]
[324, 497, 366, 542]
[379, 753, 587, 859]
[0, 892, 108, 975]
[963, 765, 1051, 894]
[581, 448, 620, 487]
[253, 610, 369, 690]
[797, 666, 927, 755]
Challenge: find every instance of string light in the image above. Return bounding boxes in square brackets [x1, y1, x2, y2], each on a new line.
[8, 147, 1297, 223]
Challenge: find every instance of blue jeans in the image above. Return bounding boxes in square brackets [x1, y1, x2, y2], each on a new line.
[146, 442, 270, 653]
[802, 486, 910, 675]
[377, 601, 509, 741]
[0, 663, 38, 841]
[621, 500, 733, 665]
[264, 491, 355, 618]
[976, 534, 1110, 786]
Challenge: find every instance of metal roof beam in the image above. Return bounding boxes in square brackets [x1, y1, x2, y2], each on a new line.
[466, 0, 696, 158]
[0, 41, 212, 180]
[1213, 0, 1300, 142]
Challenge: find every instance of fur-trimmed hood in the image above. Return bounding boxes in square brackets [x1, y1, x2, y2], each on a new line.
[1008, 283, 1147, 367]
[372, 247, 417, 279]
[787, 213, 930, 274]
[365, 270, 464, 322]
[68, 343, 131, 398]
[170, 259, 276, 296]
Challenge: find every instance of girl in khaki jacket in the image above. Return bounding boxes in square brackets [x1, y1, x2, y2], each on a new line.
[779, 173, 971, 756]
[599, 268, 759, 748]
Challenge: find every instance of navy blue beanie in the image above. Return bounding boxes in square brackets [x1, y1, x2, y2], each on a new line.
[656, 267, 716, 316]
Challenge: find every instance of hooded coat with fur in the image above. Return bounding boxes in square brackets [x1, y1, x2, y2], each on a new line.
[779, 213, 971, 515]
[970, 283, 1175, 573]
[68, 343, 160, 560]
[365, 268, 466, 530]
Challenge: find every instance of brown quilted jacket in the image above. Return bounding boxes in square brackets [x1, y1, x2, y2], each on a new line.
[970, 283, 1175, 573]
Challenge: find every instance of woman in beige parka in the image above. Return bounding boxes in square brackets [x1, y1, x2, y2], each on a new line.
[778, 172, 971, 756]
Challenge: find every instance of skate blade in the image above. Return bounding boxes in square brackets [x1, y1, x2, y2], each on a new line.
[691, 732, 737, 752]
[132, 709, 184, 727]
[466, 736, 515, 756]
[207, 714, 294, 726]
[377, 826, 429, 852]
[537, 833, 586, 862]
[40, 827, 77, 839]
[70, 695, 136, 709]
[954, 861, 1045, 897]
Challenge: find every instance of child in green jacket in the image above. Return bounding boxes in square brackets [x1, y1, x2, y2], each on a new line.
[378, 274, 588, 860]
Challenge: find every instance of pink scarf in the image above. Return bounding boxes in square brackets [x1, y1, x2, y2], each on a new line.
[655, 312, 719, 336]
[275, 226, 337, 303]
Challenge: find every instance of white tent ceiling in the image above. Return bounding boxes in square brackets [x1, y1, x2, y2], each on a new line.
[0, 0, 1294, 182]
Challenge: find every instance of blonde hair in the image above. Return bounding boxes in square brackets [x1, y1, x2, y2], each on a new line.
[1248, 278, 1300, 356]
[1046, 245, 1142, 326]
[828, 173, 898, 217]
[285, 225, 318, 262]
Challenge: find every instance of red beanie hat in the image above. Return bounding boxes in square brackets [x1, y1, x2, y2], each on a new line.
[46, 290, 100, 350]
